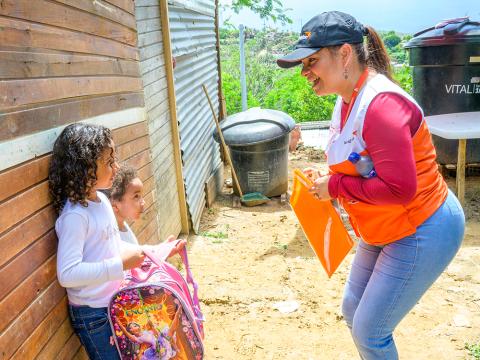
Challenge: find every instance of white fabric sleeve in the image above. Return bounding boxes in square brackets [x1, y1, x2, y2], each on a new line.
[56, 213, 124, 288]
[118, 222, 139, 249]
[117, 239, 158, 265]
[118, 238, 142, 252]
[124, 223, 140, 245]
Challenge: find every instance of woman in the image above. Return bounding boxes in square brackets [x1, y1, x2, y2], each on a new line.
[277, 11, 465, 359]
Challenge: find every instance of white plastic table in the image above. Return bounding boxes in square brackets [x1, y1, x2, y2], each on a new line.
[425, 111, 480, 205]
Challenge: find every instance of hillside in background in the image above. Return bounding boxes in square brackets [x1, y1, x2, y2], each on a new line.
[220, 27, 413, 121]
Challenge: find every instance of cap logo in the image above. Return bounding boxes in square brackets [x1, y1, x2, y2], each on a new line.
[298, 31, 312, 42]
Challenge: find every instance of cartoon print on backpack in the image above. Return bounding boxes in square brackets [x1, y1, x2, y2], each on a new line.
[110, 286, 203, 360]
[116, 308, 180, 359]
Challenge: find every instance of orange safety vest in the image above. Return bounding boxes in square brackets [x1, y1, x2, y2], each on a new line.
[326, 74, 448, 245]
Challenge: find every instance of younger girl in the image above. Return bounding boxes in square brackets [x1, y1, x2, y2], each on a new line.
[106, 163, 186, 255]
[107, 164, 145, 245]
[50, 123, 184, 359]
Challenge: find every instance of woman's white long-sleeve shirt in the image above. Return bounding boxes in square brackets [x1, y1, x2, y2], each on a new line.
[55, 191, 135, 308]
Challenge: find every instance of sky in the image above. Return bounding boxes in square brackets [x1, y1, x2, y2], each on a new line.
[220, 0, 480, 34]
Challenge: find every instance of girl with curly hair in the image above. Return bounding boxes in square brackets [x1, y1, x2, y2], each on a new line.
[50, 123, 146, 359]
[50, 123, 185, 359]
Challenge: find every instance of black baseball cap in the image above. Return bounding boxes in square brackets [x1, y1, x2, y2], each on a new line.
[277, 11, 366, 68]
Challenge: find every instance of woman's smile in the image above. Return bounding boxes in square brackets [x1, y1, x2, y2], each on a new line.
[310, 76, 323, 93]
[308, 76, 320, 85]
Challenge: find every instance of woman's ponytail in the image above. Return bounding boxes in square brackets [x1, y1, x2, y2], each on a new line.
[362, 26, 393, 81]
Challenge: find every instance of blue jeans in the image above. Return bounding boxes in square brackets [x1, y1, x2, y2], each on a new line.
[68, 304, 120, 360]
[342, 191, 465, 360]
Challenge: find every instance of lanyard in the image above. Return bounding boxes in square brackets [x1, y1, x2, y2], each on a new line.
[341, 68, 369, 130]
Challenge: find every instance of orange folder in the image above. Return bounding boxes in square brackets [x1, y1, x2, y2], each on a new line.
[290, 169, 354, 277]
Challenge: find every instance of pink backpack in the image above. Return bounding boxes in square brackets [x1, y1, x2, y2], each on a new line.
[108, 242, 204, 360]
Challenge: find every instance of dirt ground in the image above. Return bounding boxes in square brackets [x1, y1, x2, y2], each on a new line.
[187, 147, 480, 360]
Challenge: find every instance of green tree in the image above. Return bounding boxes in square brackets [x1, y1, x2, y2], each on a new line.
[383, 31, 401, 49]
[222, 72, 260, 115]
[220, 28, 298, 112]
[263, 69, 336, 122]
[229, 0, 292, 25]
[393, 65, 413, 94]
[220, 27, 413, 121]
[379, 31, 410, 64]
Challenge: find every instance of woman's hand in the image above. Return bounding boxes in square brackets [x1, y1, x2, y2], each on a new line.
[120, 247, 145, 270]
[309, 175, 332, 201]
[302, 167, 329, 182]
[302, 167, 321, 181]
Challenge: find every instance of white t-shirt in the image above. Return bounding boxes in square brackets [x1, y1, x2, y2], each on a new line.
[55, 191, 137, 308]
[119, 222, 139, 245]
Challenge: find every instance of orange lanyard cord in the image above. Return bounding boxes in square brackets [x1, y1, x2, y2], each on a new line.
[341, 68, 369, 130]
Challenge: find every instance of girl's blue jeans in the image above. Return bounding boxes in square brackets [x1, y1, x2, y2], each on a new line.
[68, 304, 120, 360]
[342, 190, 465, 360]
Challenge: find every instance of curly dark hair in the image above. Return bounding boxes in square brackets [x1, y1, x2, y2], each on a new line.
[104, 164, 137, 202]
[49, 123, 114, 214]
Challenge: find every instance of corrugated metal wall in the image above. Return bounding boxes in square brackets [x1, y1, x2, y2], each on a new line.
[169, 0, 222, 232]
[135, 0, 184, 240]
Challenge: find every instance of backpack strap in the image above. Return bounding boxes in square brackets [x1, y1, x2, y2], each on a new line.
[179, 247, 205, 322]
[143, 240, 179, 262]
[129, 240, 180, 281]
[129, 263, 157, 282]
[143, 242, 205, 324]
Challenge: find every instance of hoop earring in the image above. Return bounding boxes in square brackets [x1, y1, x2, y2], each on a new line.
[343, 68, 349, 80]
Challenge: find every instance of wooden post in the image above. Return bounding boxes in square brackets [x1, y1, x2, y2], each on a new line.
[159, 0, 190, 234]
[456, 138, 466, 206]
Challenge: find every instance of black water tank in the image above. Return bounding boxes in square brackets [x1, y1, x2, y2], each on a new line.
[213, 108, 295, 197]
[405, 17, 480, 164]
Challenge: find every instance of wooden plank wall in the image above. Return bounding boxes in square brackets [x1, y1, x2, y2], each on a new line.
[0, 1, 162, 358]
[0, 0, 143, 140]
[135, 0, 183, 240]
